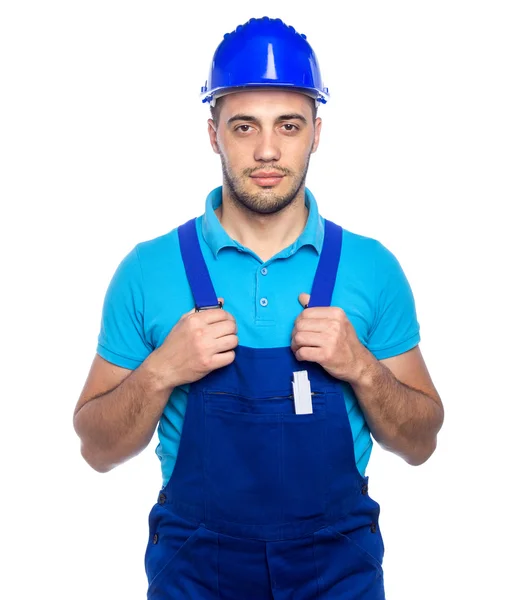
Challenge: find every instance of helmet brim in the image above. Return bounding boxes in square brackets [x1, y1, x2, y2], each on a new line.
[203, 84, 329, 107]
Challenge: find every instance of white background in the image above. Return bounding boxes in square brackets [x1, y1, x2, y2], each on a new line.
[1, 1, 510, 598]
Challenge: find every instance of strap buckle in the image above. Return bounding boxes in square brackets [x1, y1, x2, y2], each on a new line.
[195, 301, 223, 313]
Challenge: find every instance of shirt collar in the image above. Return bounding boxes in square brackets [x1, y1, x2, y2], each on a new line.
[201, 186, 324, 258]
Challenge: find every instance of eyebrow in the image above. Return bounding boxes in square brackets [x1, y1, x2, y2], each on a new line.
[226, 113, 309, 126]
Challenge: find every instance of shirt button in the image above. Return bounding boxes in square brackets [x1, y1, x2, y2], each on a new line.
[158, 492, 166, 505]
[261, 267, 268, 276]
[152, 533, 159, 544]
[260, 298, 268, 307]
[370, 523, 377, 534]
[361, 484, 368, 495]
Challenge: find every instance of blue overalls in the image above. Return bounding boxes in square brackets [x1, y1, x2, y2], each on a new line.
[144, 219, 386, 599]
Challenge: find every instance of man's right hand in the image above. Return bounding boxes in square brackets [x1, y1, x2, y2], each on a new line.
[150, 298, 238, 390]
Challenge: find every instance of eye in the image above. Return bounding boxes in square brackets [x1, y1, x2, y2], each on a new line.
[282, 123, 299, 132]
[235, 124, 254, 133]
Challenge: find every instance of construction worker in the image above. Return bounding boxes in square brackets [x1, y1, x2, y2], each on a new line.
[74, 16, 444, 599]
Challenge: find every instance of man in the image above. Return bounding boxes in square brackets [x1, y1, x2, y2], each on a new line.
[74, 16, 444, 599]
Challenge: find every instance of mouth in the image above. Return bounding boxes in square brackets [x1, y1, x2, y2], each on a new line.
[250, 172, 285, 187]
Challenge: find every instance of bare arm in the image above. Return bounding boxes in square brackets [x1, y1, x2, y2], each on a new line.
[351, 346, 444, 465]
[73, 302, 237, 473]
[291, 297, 444, 466]
[73, 354, 172, 473]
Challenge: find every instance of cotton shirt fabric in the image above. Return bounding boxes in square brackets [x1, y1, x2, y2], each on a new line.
[97, 186, 420, 486]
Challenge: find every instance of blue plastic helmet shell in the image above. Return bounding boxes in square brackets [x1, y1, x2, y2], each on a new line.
[200, 17, 329, 105]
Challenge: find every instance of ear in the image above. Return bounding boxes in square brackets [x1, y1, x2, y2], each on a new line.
[311, 117, 322, 154]
[208, 119, 220, 155]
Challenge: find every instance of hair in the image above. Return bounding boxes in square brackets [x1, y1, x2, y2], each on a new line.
[210, 94, 318, 127]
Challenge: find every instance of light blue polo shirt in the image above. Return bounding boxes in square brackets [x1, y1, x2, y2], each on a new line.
[97, 187, 420, 486]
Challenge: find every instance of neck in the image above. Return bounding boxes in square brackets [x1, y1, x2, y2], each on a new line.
[215, 186, 309, 262]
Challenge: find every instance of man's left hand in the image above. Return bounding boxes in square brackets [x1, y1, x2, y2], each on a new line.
[291, 293, 376, 384]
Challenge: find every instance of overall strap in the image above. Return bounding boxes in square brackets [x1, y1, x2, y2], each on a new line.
[177, 218, 220, 310]
[307, 220, 343, 308]
[178, 217, 343, 310]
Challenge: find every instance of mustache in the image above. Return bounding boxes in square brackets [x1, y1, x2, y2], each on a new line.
[243, 166, 292, 176]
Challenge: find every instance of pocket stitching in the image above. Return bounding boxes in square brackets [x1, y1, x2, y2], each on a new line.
[331, 526, 384, 574]
[147, 526, 203, 595]
[205, 404, 327, 419]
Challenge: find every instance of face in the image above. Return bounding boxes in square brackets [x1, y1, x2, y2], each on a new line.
[208, 90, 322, 215]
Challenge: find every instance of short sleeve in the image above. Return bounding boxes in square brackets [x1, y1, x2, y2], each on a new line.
[367, 240, 421, 359]
[96, 245, 153, 369]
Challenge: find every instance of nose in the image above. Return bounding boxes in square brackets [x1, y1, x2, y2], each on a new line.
[254, 130, 281, 163]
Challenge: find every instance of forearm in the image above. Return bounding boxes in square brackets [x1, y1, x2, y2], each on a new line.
[351, 357, 444, 465]
[74, 353, 173, 472]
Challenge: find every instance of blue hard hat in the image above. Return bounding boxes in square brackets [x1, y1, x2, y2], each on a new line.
[200, 16, 329, 106]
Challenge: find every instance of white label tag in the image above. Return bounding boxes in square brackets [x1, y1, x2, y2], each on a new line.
[292, 370, 313, 414]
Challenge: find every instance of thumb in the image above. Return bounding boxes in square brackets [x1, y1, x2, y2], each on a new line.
[298, 293, 310, 309]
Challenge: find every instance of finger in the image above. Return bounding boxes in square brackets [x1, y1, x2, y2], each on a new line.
[196, 306, 236, 325]
[291, 331, 325, 352]
[294, 346, 321, 363]
[298, 292, 310, 308]
[292, 318, 332, 335]
[213, 334, 238, 354]
[210, 349, 236, 370]
[299, 306, 345, 319]
[208, 319, 238, 339]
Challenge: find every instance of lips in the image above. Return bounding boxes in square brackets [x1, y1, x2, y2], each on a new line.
[251, 174, 284, 186]
[250, 172, 285, 186]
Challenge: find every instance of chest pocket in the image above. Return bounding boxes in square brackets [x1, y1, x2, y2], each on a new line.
[202, 389, 329, 526]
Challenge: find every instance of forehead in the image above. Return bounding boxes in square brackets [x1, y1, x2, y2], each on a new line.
[218, 90, 313, 119]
